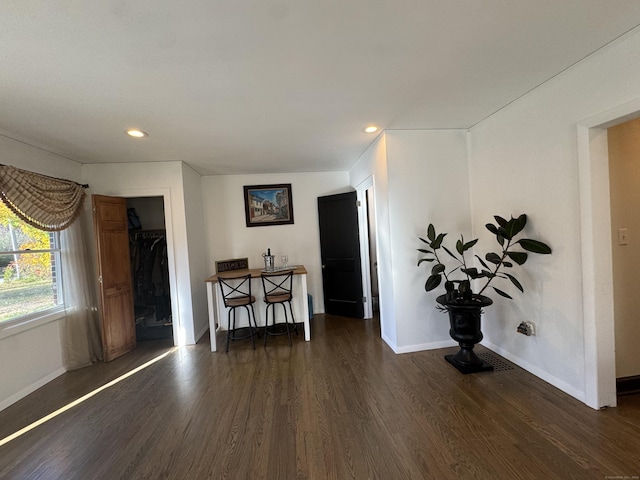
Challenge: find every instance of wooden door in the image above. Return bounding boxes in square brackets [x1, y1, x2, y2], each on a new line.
[92, 194, 136, 361]
[318, 191, 365, 318]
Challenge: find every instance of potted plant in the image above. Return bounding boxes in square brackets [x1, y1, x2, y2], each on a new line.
[417, 214, 551, 373]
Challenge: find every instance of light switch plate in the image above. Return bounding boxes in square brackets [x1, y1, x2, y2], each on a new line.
[618, 228, 629, 245]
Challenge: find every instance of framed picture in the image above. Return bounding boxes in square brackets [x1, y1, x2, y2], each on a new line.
[243, 184, 294, 227]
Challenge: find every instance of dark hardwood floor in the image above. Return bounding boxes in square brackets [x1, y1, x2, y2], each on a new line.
[1, 314, 639, 479]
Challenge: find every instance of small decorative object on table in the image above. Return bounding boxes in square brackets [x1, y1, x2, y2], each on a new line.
[263, 248, 275, 271]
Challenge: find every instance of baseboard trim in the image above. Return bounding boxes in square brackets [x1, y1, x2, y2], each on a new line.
[616, 375, 640, 396]
[481, 340, 587, 406]
[0, 367, 66, 413]
[395, 339, 457, 354]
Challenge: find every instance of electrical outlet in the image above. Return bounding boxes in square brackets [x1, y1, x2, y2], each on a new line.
[517, 321, 535, 336]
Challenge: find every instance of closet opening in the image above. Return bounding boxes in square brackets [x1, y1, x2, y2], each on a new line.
[127, 196, 173, 342]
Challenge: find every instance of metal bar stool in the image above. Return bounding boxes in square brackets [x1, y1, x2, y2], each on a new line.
[218, 274, 260, 352]
[261, 270, 298, 346]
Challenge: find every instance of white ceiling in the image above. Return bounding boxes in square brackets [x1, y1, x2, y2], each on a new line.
[2, 1, 640, 176]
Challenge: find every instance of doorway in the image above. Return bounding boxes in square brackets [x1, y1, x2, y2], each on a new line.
[93, 188, 180, 352]
[365, 187, 379, 314]
[127, 197, 173, 342]
[606, 118, 640, 396]
[318, 191, 365, 318]
[356, 177, 380, 323]
[578, 99, 640, 408]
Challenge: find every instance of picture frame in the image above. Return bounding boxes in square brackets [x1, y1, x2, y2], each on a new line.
[243, 184, 294, 227]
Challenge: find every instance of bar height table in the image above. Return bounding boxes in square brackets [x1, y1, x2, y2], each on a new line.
[205, 265, 310, 352]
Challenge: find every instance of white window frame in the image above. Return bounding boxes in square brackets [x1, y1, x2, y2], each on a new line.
[0, 227, 65, 338]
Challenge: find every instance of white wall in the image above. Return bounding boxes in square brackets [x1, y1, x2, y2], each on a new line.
[0, 135, 82, 410]
[349, 130, 471, 352]
[468, 27, 640, 406]
[387, 130, 471, 351]
[82, 161, 205, 345]
[182, 163, 209, 341]
[350, 134, 397, 346]
[201, 171, 350, 314]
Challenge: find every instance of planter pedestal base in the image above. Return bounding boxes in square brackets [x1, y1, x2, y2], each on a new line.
[437, 294, 495, 374]
[445, 351, 493, 374]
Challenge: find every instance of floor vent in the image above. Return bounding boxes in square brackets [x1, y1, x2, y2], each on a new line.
[477, 352, 514, 372]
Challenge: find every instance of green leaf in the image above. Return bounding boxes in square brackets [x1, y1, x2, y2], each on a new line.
[502, 261, 513, 268]
[492, 286, 513, 299]
[518, 239, 552, 254]
[494, 216, 508, 228]
[456, 238, 464, 255]
[463, 238, 478, 251]
[432, 233, 446, 249]
[475, 255, 489, 269]
[418, 237, 430, 244]
[486, 223, 499, 235]
[431, 263, 446, 275]
[504, 218, 517, 239]
[427, 224, 435, 241]
[461, 267, 483, 279]
[417, 248, 433, 254]
[425, 274, 442, 291]
[506, 251, 528, 265]
[486, 252, 502, 265]
[417, 258, 434, 266]
[504, 273, 524, 292]
[515, 214, 527, 232]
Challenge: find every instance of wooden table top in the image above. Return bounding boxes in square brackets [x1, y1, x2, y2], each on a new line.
[205, 265, 307, 283]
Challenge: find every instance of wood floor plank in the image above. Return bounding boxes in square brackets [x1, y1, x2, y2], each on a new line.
[1, 314, 639, 479]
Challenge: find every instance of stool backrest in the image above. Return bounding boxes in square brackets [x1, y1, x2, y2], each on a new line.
[218, 274, 253, 307]
[261, 271, 294, 300]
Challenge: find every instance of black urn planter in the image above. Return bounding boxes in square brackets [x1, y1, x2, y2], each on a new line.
[436, 294, 494, 374]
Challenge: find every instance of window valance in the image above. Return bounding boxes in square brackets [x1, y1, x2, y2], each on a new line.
[0, 164, 87, 231]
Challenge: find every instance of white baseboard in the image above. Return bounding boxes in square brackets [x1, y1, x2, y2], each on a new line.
[481, 340, 587, 405]
[194, 324, 209, 344]
[0, 367, 67, 413]
[380, 332, 398, 352]
[395, 339, 457, 354]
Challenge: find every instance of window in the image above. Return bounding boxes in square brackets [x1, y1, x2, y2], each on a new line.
[0, 202, 63, 324]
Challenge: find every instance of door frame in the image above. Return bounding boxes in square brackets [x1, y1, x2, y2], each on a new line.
[578, 98, 640, 409]
[356, 176, 375, 320]
[99, 188, 181, 346]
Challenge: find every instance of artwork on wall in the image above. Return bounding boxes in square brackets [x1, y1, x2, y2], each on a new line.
[243, 184, 294, 227]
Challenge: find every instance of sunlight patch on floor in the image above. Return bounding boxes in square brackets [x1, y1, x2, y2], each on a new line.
[0, 348, 176, 447]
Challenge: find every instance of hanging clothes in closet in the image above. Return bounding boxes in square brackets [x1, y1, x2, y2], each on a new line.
[130, 230, 171, 325]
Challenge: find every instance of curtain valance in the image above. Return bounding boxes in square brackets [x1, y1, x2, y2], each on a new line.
[0, 164, 87, 231]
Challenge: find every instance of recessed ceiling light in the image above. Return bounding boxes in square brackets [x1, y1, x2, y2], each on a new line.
[362, 125, 379, 133]
[125, 129, 148, 138]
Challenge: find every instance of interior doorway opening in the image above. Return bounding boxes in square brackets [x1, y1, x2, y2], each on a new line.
[126, 196, 173, 343]
[605, 118, 640, 397]
[356, 177, 380, 326]
[578, 99, 640, 409]
[365, 187, 379, 315]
